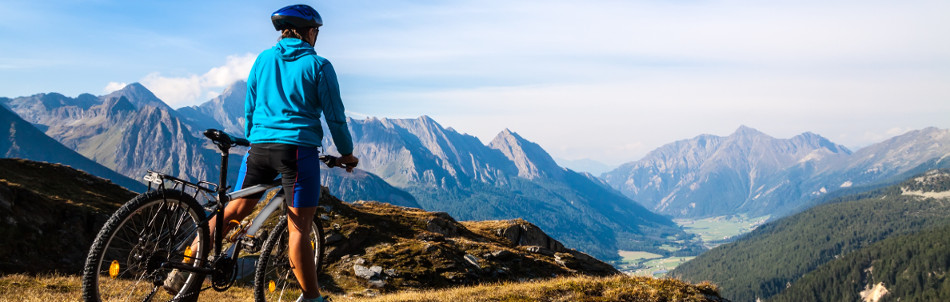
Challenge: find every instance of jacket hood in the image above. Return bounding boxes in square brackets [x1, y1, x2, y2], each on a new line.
[275, 38, 316, 61]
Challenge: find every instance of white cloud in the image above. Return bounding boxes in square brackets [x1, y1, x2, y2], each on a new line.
[103, 82, 128, 94]
[139, 53, 255, 108]
[203, 54, 256, 87]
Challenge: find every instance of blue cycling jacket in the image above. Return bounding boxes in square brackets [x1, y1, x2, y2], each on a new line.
[245, 38, 354, 155]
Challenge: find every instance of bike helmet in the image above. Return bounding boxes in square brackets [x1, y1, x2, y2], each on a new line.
[271, 4, 323, 31]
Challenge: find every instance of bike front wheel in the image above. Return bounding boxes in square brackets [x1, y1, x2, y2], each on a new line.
[253, 216, 324, 301]
[81, 189, 211, 302]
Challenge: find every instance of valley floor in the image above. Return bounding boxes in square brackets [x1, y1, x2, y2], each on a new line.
[615, 214, 769, 276]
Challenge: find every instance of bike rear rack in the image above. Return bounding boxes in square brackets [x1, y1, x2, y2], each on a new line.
[144, 170, 218, 203]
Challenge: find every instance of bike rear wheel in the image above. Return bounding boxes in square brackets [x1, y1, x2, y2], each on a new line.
[81, 189, 211, 302]
[253, 216, 324, 301]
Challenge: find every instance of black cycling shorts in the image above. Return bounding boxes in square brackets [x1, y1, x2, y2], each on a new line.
[234, 143, 321, 208]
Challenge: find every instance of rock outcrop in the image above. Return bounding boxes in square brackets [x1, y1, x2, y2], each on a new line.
[315, 190, 620, 295]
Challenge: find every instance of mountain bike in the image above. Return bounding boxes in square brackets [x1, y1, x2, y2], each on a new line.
[81, 129, 349, 302]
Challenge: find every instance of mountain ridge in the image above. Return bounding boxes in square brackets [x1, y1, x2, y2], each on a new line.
[0, 104, 145, 191]
[603, 125, 950, 218]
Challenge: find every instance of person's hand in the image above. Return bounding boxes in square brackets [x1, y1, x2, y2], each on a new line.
[338, 154, 359, 173]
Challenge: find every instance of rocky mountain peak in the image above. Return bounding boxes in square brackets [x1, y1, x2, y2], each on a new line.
[732, 125, 767, 137]
[36, 92, 71, 109]
[102, 82, 169, 111]
[489, 128, 563, 180]
[221, 80, 246, 96]
[175, 80, 247, 136]
[793, 131, 852, 155]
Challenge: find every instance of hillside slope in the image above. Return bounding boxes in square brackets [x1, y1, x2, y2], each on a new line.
[0, 158, 136, 273]
[771, 224, 950, 302]
[670, 169, 950, 301]
[769, 170, 950, 302]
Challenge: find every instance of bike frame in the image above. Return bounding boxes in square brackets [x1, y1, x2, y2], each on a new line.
[142, 171, 285, 258]
[141, 141, 289, 286]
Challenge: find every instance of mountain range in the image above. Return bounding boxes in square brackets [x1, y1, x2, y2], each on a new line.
[602, 126, 950, 218]
[1, 85, 218, 184]
[0, 103, 144, 191]
[5, 81, 950, 260]
[1, 82, 701, 261]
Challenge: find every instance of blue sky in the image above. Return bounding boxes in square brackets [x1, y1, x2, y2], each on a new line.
[2, 0, 949, 166]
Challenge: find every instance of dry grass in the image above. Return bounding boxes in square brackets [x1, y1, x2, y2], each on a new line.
[345, 275, 723, 302]
[0, 274, 723, 302]
[0, 274, 254, 302]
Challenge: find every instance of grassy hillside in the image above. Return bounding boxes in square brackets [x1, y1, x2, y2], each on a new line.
[0, 158, 136, 273]
[670, 169, 950, 301]
[0, 274, 727, 302]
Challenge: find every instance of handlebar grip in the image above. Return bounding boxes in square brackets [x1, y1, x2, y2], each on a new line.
[320, 155, 340, 168]
[320, 155, 358, 170]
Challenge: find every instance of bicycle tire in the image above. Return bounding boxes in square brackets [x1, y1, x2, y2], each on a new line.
[253, 216, 325, 301]
[81, 189, 211, 302]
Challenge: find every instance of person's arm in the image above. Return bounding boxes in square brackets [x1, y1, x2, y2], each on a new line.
[317, 61, 354, 155]
[317, 60, 358, 171]
[245, 58, 260, 138]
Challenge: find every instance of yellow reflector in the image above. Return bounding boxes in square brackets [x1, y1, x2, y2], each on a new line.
[109, 260, 120, 279]
[311, 240, 315, 250]
[268, 280, 276, 292]
[184, 246, 193, 258]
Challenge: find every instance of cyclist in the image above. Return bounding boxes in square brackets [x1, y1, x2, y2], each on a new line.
[240, 4, 359, 302]
[166, 4, 358, 302]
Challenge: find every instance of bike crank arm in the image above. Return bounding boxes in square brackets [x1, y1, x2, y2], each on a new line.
[161, 262, 215, 275]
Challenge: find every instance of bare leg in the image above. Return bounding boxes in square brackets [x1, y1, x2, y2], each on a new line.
[287, 206, 321, 299]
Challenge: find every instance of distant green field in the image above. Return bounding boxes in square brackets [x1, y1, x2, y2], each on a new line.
[675, 214, 770, 248]
[641, 256, 695, 275]
[619, 250, 663, 261]
[617, 250, 695, 277]
[615, 214, 769, 276]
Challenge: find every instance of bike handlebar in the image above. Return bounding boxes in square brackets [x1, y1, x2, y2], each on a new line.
[203, 129, 353, 170]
